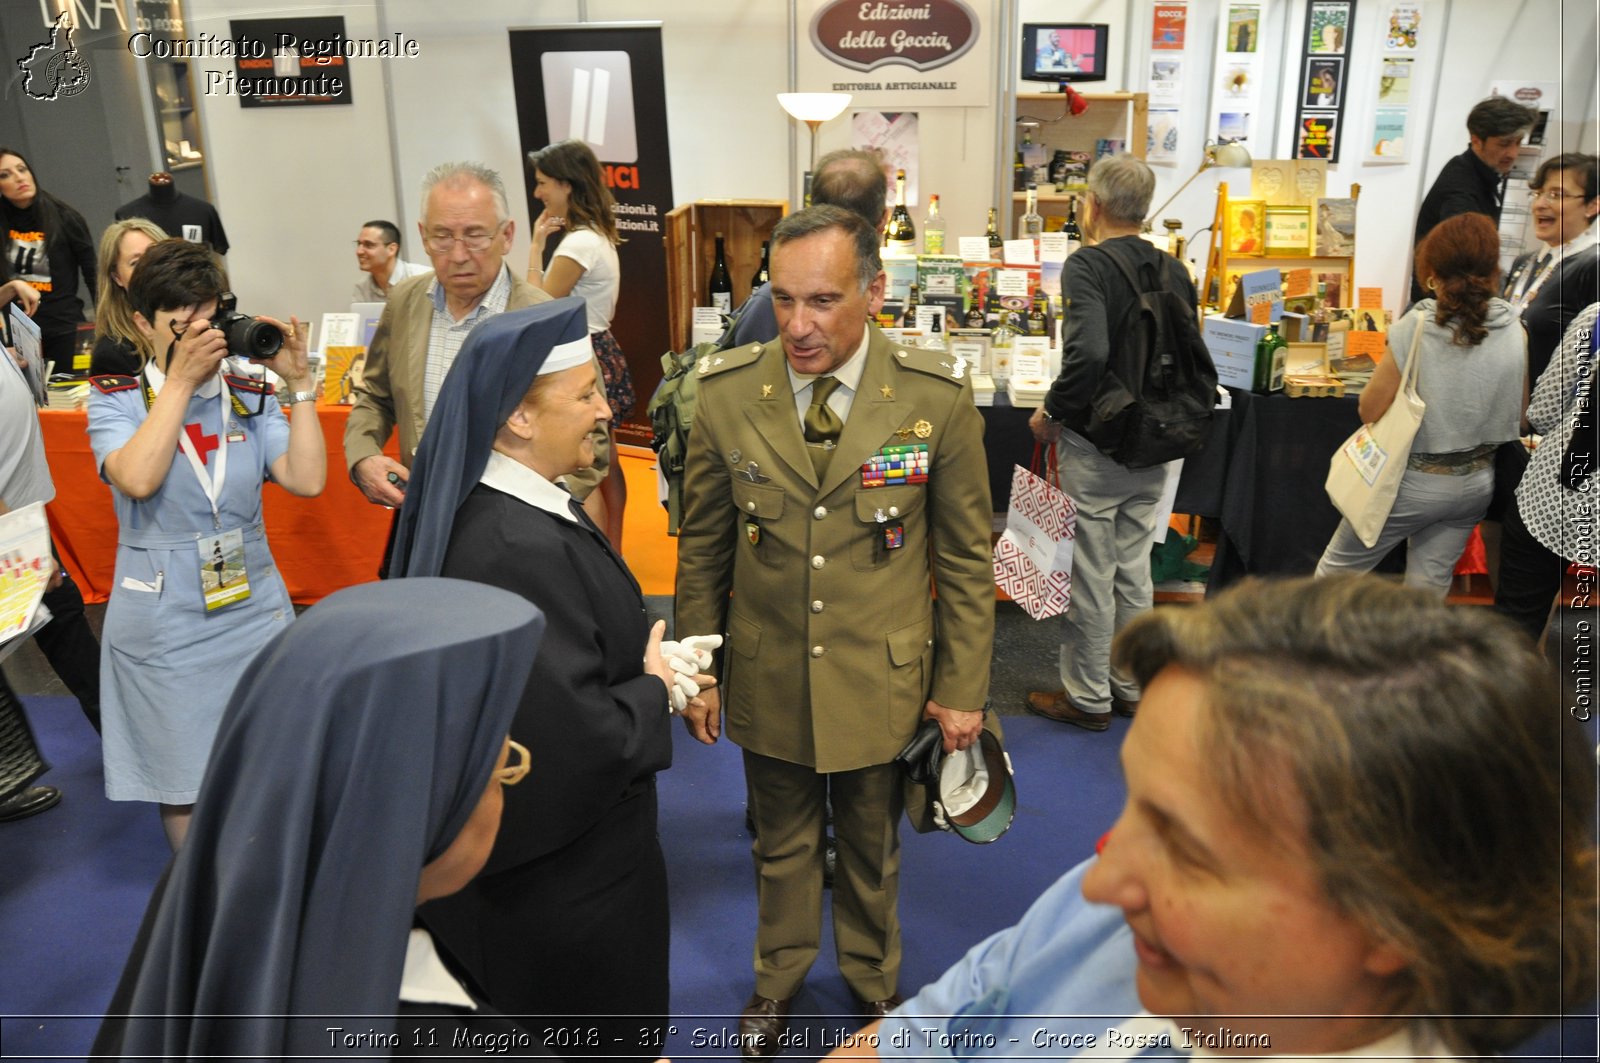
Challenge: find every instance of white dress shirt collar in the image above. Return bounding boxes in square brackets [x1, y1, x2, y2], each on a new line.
[479, 448, 581, 524]
[785, 327, 871, 397]
[398, 928, 477, 1010]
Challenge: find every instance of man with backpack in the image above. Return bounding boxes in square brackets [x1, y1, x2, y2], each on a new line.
[1027, 154, 1215, 731]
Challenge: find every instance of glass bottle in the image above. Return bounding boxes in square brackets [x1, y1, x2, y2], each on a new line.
[1018, 184, 1044, 243]
[885, 169, 917, 256]
[708, 232, 733, 316]
[922, 194, 945, 255]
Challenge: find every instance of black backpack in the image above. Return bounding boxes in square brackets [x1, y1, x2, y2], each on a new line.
[1075, 240, 1217, 468]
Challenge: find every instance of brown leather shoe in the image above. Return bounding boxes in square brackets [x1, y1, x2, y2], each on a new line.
[739, 993, 793, 1063]
[1112, 696, 1139, 718]
[855, 993, 904, 1021]
[1025, 691, 1111, 731]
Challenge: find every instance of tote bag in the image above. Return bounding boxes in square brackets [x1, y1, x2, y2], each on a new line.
[993, 444, 1077, 619]
[1325, 316, 1426, 548]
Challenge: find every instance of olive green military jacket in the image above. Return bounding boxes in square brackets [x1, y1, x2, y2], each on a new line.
[674, 326, 995, 774]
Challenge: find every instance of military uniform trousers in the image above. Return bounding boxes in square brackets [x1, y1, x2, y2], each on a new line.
[745, 749, 904, 1002]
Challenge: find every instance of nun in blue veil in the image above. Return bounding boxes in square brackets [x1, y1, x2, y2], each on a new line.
[387, 298, 708, 1057]
[92, 577, 547, 1060]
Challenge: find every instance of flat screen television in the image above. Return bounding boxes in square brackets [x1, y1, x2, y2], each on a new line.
[1021, 23, 1108, 84]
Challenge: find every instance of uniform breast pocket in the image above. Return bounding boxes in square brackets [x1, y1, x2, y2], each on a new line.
[730, 478, 786, 567]
[851, 486, 925, 570]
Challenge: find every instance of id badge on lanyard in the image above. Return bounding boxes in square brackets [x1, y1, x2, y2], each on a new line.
[175, 378, 253, 610]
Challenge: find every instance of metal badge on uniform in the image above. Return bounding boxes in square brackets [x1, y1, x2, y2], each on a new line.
[861, 444, 930, 487]
[736, 461, 771, 484]
[745, 521, 761, 546]
[225, 420, 246, 444]
[882, 523, 905, 550]
[197, 528, 251, 612]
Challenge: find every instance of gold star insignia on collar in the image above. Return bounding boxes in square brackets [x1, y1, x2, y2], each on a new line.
[880, 385, 895, 399]
[761, 383, 774, 398]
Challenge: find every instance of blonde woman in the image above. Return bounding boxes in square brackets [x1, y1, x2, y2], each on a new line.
[91, 218, 168, 376]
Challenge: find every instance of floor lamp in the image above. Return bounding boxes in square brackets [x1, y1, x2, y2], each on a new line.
[777, 92, 851, 202]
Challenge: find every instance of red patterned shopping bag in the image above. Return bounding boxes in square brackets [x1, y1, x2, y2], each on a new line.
[993, 445, 1077, 620]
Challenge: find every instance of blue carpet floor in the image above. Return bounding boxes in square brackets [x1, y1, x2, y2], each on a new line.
[3, 695, 1593, 1062]
[0, 695, 1128, 1060]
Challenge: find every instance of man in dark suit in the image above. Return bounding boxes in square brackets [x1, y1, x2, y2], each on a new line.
[1409, 96, 1538, 304]
[674, 206, 995, 1060]
[343, 161, 553, 505]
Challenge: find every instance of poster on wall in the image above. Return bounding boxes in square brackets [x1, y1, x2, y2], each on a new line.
[507, 26, 674, 442]
[1210, 1, 1267, 155]
[1366, 2, 1419, 162]
[1152, 4, 1187, 49]
[1293, 1, 1356, 161]
[1369, 109, 1408, 159]
[1226, 4, 1260, 52]
[1148, 108, 1180, 161]
[852, 112, 920, 205]
[228, 16, 354, 106]
[796, 0, 991, 108]
[1297, 113, 1339, 160]
[1382, 2, 1420, 51]
[1150, 58, 1182, 105]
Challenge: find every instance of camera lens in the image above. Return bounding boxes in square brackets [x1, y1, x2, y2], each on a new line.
[222, 314, 282, 359]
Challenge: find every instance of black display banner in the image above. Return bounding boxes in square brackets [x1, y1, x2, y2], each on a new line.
[228, 16, 355, 107]
[508, 25, 674, 444]
[1293, 1, 1356, 162]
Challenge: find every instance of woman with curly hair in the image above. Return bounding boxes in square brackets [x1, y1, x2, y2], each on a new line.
[1315, 212, 1526, 593]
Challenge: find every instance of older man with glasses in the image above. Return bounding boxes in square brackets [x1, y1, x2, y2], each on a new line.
[344, 161, 552, 513]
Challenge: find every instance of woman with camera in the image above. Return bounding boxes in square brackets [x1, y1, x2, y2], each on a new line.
[88, 239, 325, 850]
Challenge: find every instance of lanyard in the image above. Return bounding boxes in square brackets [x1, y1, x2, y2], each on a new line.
[145, 370, 231, 531]
[1511, 253, 1558, 312]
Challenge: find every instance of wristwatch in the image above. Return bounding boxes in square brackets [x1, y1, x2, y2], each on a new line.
[285, 389, 317, 405]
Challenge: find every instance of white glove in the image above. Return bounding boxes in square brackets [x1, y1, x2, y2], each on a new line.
[659, 633, 723, 674]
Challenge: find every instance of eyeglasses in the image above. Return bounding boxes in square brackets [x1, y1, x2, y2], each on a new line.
[423, 225, 505, 254]
[353, 240, 391, 250]
[495, 739, 530, 787]
[1529, 188, 1583, 204]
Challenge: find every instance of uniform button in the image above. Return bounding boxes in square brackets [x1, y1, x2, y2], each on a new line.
[811, 600, 824, 613]
[926, 638, 934, 647]
[811, 645, 825, 658]
[813, 506, 827, 519]
[746, 500, 757, 513]
[811, 555, 825, 569]
[273, 610, 285, 621]
[888, 506, 900, 517]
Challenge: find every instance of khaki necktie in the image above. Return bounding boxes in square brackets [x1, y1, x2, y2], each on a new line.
[804, 376, 844, 479]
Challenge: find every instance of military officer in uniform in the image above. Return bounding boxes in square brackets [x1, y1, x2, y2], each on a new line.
[674, 205, 995, 1059]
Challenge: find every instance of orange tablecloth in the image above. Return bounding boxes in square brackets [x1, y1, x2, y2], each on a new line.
[41, 404, 400, 605]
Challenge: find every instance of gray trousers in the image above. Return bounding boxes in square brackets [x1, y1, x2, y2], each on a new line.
[1057, 438, 1170, 711]
[1316, 465, 1492, 596]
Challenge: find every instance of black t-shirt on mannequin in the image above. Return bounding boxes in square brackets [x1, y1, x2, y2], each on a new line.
[115, 174, 230, 255]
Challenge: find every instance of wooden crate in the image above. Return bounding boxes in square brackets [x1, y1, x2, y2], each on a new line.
[664, 199, 787, 351]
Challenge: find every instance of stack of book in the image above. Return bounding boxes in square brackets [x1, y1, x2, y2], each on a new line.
[46, 378, 89, 409]
[969, 373, 996, 406]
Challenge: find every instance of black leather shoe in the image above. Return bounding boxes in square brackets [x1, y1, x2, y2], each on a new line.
[1112, 696, 1139, 718]
[0, 786, 61, 822]
[855, 993, 903, 1021]
[739, 993, 793, 1063]
[1025, 691, 1111, 731]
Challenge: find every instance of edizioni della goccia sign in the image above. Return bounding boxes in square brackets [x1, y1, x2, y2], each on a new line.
[810, 0, 981, 72]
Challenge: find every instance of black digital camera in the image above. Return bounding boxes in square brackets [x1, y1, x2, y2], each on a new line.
[211, 292, 282, 360]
